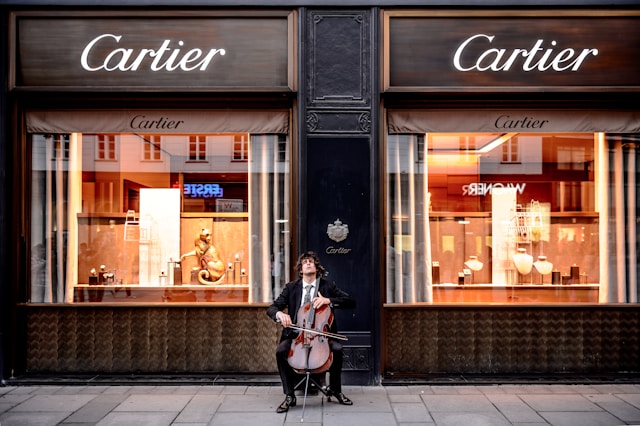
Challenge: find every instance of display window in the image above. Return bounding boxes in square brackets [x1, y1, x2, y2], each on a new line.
[27, 110, 291, 304]
[385, 111, 639, 304]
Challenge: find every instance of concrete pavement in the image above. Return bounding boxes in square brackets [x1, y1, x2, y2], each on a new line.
[1, 382, 640, 425]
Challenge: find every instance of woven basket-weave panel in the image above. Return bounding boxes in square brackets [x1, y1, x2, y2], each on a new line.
[148, 309, 169, 371]
[93, 309, 115, 372]
[111, 308, 132, 371]
[166, 309, 188, 371]
[26, 309, 59, 371]
[384, 307, 640, 375]
[76, 309, 96, 371]
[130, 309, 151, 371]
[25, 307, 280, 374]
[184, 308, 222, 371]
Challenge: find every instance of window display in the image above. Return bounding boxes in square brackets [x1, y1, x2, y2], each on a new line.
[386, 131, 609, 304]
[28, 111, 290, 304]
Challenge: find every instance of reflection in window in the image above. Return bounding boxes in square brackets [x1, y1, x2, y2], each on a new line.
[233, 134, 250, 162]
[188, 135, 207, 161]
[501, 137, 520, 163]
[142, 134, 162, 161]
[557, 145, 585, 170]
[53, 134, 70, 160]
[96, 134, 117, 160]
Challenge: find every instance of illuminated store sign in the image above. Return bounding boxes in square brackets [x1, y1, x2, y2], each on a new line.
[12, 12, 293, 90]
[385, 14, 640, 90]
[183, 183, 224, 199]
[453, 35, 598, 72]
[81, 34, 226, 72]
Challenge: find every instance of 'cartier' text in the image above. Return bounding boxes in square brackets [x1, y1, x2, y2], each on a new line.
[81, 34, 226, 72]
[453, 34, 598, 72]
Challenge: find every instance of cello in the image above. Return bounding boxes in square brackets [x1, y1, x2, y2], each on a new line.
[288, 302, 334, 374]
[286, 300, 347, 420]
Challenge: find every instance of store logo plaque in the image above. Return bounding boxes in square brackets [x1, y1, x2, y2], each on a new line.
[326, 218, 349, 243]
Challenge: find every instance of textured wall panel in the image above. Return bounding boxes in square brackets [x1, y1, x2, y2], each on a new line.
[384, 307, 640, 375]
[26, 307, 281, 374]
[306, 111, 371, 134]
[306, 10, 371, 107]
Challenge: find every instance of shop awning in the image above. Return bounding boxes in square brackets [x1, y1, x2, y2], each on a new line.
[387, 110, 640, 133]
[26, 110, 289, 134]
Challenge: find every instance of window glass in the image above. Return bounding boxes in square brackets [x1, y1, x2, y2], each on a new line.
[386, 131, 609, 304]
[29, 130, 290, 304]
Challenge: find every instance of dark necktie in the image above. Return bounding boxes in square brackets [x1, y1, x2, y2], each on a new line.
[303, 285, 312, 304]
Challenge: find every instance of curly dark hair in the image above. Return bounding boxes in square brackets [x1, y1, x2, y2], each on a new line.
[295, 251, 326, 278]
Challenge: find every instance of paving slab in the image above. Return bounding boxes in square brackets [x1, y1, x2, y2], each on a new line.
[430, 411, 511, 426]
[585, 393, 640, 423]
[217, 393, 282, 413]
[173, 394, 223, 423]
[421, 394, 497, 412]
[95, 411, 178, 426]
[485, 393, 546, 423]
[0, 411, 71, 426]
[211, 411, 286, 426]
[519, 393, 602, 412]
[617, 392, 640, 409]
[391, 402, 432, 423]
[322, 411, 398, 426]
[62, 394, 128, 423]
[537, 410, 624, 426]
[113, 394, 193, 412]
[9, 394, 96, 412]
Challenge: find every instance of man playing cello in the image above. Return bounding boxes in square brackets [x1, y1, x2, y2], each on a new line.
[267, 251, 356, 413]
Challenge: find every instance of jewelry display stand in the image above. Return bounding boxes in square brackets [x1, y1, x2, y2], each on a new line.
[512, 248, 533, 274]
[533, 255, 553, 284]
[507, 200, 543, 284]
[464, 256, 483, 272]
[464, 256, 483, 284]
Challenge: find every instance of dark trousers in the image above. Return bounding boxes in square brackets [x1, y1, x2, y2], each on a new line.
[276, 339, 344, 395]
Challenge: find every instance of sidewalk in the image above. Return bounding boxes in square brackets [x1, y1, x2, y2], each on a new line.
[1, 382, 640, 425]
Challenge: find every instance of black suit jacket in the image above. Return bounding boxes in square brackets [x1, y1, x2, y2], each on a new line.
[266, 277, 356, 342]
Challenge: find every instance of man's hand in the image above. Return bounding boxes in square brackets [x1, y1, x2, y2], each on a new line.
[312, 292, 331, 310]
[276, 311, 292, 328]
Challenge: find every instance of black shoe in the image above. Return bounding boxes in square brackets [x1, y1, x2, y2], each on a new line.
[326, 387, 353, 405]
[276, 394, 296, 413]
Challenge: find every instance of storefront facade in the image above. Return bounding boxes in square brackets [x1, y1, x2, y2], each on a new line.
[0, 2, 638, 385]
[381, 9, 640, 378]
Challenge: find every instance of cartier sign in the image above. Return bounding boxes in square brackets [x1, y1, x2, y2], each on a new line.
[453, 35, 598, 73]
[13, 13, 293, 90]
[385, 14, 640, 90]
[80, 34, 226, 72]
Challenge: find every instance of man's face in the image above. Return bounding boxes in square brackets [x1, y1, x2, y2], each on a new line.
[301, 257, 317, 276]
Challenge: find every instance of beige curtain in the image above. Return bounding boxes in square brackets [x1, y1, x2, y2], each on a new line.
[600, 135, 639, 303]
[65, 133, 82, 302]
[249, 135, 290, 303]
[386, 134, 432, 303]
[31, 134, 77, 303]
